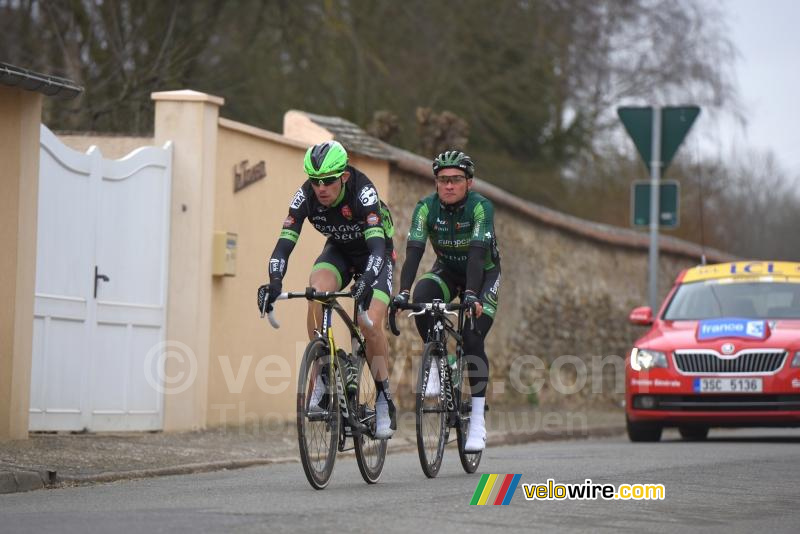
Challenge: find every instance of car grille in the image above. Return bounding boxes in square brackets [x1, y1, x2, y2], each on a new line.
[673, 350, 786, 374]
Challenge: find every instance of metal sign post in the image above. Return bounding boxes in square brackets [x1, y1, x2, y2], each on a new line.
[648, 107, 661, 311]
[618, 105, 700, 312]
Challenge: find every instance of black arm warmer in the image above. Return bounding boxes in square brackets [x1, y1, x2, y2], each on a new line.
[465, 244, 486, 294]
[400, 243, 425, 292]
[361, 235, 386, 286]
[268, 238, 296, 281]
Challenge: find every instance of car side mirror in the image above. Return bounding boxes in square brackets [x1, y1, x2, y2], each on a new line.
[629, 306, 654, 326]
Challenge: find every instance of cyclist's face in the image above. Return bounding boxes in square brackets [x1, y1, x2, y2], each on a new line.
[435, 170, 470, 205]
[310, 171, 349, 206]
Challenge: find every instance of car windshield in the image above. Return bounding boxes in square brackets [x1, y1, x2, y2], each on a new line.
[663, 281, 800, 320]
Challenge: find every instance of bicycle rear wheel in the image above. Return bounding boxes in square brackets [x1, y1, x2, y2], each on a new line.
[353, 347, 387, 484]
[297, 338, 339, 490]
[456, 354, 482, 473]
[415, 343, 448, 478]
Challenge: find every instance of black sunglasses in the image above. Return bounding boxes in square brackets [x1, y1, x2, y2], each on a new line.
[309, 175, 341, 186]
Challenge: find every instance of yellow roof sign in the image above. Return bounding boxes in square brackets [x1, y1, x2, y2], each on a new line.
[682, 262, 800, 283]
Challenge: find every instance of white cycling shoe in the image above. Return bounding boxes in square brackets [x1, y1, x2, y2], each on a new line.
[425, 360, 441, 397]
[464, 397, 486, 452]
[374, 392, 396, 439]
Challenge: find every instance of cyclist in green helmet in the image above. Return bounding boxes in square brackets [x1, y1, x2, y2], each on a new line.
[393, 149, 501, 452]
[258, 140, 397, 439]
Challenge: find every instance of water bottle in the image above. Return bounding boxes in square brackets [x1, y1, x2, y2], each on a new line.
[447, 353, 459, 386]
[351, 336, 363, 358]
[339, 349, 358, 396]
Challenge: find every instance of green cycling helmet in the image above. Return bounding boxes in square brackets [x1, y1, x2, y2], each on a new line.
[304, 140, 348, 178]
[432, 150, 474, 178]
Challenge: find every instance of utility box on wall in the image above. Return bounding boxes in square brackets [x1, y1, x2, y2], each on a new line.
[212, 231, 237, 276]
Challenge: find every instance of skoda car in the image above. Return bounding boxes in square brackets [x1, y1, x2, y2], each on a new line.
[626, 261, 800, 441]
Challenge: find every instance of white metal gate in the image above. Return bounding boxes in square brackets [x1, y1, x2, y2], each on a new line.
[29, 125, 172, 432]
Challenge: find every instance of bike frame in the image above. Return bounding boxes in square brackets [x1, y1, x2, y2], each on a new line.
[411, 300, 470, 428]
[316, 297, 367, 433]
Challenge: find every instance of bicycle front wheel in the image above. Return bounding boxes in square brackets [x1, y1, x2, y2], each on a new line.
[456, 354, 482, 473]
[297, 338, 339, 490]
[415, 342, 448, 478]
[353, 348, 387, 484]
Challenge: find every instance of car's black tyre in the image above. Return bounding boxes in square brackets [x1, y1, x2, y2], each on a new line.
[678, 425, 709, 441]
[626, 416, 663, 442]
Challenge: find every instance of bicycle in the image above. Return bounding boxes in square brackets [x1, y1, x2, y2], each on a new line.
[263, 286, 387, 490]
[389, 297, 482, 478]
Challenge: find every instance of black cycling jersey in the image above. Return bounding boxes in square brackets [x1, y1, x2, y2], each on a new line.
[268, 165, 393, 284]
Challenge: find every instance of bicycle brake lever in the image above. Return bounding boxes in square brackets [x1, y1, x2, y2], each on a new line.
[266, 293, 289, 329]
[358, 306, 374, 329]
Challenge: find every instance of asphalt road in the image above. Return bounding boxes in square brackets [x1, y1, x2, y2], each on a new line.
[2, 428, 800, 533]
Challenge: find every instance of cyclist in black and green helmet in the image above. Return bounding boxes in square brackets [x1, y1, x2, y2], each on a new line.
[257, 140, 397, 438]
[392, 149, 501, 452]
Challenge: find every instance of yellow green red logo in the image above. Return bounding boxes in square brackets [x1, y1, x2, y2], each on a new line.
[470, 474, 521, 505]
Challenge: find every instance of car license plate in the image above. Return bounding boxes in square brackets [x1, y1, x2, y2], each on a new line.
[693, 377, 763, 393]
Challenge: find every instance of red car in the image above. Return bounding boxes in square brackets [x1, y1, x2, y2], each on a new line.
[626, 261, 800, 441]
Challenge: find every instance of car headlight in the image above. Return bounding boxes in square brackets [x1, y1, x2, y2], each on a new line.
[630, 348, 668, 371]
[792, 351, 800, 368]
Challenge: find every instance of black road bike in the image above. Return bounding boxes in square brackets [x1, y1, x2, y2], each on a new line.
[389, 298, 482, 478]
[264, 287, 387, 489]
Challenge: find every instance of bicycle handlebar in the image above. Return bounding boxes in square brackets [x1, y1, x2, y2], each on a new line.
[262, 287, 373, 329]
[388, 300, 475, 336]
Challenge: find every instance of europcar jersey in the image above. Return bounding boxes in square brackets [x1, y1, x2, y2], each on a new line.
[407, 191, 499, 275]
[278, 166, 393, 256]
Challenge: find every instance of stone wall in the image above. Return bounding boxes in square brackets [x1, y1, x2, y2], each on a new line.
[385, 163, 734, 411]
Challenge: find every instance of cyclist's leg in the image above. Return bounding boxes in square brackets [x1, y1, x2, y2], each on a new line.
[361, 251, 396, 437]
[412, 265, 458, 397]
[463, 267, 500, 451]
[307, 242, 352, 339]
[361, 252, 393, 382]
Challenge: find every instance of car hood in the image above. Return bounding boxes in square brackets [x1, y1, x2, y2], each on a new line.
[636, 319, 800, 352]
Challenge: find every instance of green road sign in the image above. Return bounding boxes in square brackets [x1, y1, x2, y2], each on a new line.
[618, 106, 700, 174]
[631, 180, 680, 228]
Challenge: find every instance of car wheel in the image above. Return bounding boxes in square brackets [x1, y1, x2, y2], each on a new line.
[678, 426, 709, 441]
[626, 417, 662, 442]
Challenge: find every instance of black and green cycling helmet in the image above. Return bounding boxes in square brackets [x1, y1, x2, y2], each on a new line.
[432, 150, 474, 178]
[304, 140, 348, 178]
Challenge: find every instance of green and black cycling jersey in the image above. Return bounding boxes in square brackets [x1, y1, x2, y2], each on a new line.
[268, 165, 394, 283]
[400, 190, 500, 294]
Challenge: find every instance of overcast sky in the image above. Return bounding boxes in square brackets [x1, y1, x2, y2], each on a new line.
[699, 0, 800, 177]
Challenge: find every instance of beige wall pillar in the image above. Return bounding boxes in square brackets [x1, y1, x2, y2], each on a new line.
[152, 90, 224, 431]
[0, 86, 42, 440]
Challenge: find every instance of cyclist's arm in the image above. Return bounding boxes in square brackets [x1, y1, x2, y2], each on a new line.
[357, 184, 386, 284]
[465, 199, 495, 293]
[399, 243, 424, 292]
[399, 200, 429, 292]
[268, 187, 308, 282]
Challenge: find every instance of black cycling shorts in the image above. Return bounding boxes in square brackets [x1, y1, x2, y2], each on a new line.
[312, 241, 395, 306]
